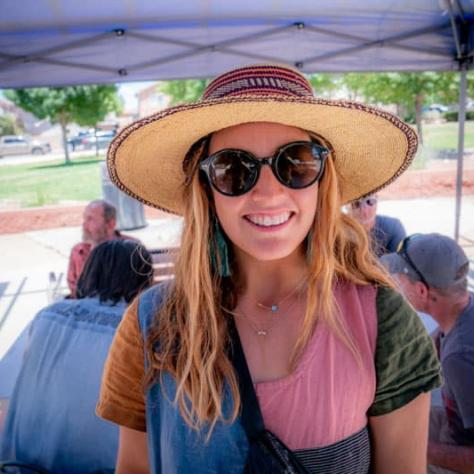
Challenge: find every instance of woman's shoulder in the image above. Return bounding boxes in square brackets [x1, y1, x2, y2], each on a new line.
[138, 282, 169, 307]
[335, 280, 409, 317]
[370, 285, 441, 415]
[334, 280, 416, 330]
[135, 282, 172, 335]
[334, 278, 379, 304]
[375, 285, 414, 324]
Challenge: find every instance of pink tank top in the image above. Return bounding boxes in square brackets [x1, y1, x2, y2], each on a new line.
[255, 281, 378, 450]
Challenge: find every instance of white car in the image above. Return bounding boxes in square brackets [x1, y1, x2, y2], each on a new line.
[0, 135, 51, 157]
[425, 104, 448, 113]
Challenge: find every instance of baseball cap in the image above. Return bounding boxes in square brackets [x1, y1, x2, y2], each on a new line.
[381, 233, 469, 288]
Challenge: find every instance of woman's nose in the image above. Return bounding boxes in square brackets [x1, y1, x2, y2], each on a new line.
[251, 163, 285, 198]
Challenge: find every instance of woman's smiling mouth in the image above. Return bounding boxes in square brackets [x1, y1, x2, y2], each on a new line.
[244, 211, 293, 228]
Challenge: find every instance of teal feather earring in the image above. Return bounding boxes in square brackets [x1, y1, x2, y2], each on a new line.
[306, 230, 313, 264]
[210, 216, 231, 277]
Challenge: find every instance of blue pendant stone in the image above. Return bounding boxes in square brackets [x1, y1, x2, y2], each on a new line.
[271, 305, 279, 313]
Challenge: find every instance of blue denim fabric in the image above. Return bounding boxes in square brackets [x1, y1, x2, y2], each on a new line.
[1, 297, 125, 473]
[137, 285, 249, 474]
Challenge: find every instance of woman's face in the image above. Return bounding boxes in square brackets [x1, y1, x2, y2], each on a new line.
[208, 122, 319, 263]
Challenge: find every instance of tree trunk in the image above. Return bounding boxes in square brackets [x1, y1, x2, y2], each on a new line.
[60, 119, 71, 164]
[94, 126, 99, 158]
[415, 93, 424, 145]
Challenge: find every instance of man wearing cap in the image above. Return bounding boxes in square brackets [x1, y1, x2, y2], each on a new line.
[382, 233, 474, 473]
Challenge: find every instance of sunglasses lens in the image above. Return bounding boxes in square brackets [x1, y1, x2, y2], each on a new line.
[209, 151, 257, 195]
[277, 143, 324, 188]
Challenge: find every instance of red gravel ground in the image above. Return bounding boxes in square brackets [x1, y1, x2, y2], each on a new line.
[1, 168, 473, 235]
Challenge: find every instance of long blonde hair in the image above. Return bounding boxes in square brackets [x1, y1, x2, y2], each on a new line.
[145, 133, 393, 434]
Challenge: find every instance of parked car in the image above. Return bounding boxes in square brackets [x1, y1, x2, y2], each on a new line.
[82, 131, 116, 150]
[0, 135, 51, 157]
[423, 104, 448, 114]
[67, 130, 93, 151]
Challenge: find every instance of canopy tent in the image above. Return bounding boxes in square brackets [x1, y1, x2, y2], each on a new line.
[1, 0, 473, 86]
[1, 0, 473, 237]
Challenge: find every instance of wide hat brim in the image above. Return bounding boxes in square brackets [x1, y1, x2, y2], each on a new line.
[107, 95, 417, 215]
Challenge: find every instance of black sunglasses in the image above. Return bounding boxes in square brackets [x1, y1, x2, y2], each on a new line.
[397, 234, 429, 287]
[199, 141, 328, 197]
[351, 197, 377, 209]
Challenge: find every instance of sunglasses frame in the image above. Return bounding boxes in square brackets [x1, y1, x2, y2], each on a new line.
[199, 140, 329, 197]
[397, 234, 430, 288]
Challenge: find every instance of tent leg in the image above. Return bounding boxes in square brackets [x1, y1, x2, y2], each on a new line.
[454, 66, 467, 242]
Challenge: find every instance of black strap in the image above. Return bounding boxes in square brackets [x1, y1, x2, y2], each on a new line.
[227, 317, 310, 474]
[227, 317, 265, 439]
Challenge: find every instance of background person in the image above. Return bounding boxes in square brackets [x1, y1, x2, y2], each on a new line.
[67, 199, 137, 297]
[348, 194, 406, 257]
[1, 240, 153, 473]
[97, 64, 440, 473]
[382, 233, 474, 473]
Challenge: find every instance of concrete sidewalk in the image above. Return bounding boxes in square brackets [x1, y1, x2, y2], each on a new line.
[1, 195, 473, 363]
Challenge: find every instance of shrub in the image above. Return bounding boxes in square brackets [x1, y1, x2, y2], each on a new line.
[444, 111, 474, 121]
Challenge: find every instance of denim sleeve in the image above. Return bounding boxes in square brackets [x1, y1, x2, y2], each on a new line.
[368, 286, 442, 416]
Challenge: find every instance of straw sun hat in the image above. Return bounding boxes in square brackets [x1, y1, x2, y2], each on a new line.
[107, 64, 417, 215]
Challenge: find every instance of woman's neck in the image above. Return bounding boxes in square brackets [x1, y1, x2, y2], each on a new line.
[236, 249, 309, 307]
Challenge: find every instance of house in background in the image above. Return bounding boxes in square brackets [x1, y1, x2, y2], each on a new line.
[136, 83, 170, 118]
[0, 99, 51, 135]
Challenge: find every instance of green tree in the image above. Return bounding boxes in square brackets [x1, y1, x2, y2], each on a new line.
[5, 85, 121, 163]
[341, 73, 376, 101]
[341, 72, 455, 144]
[71, 86, 122, 157]
[427, 71, 474, 107]
[158, 79, 209, 105]
[0, 115, 21, 136]
[307, 73, 337, 97]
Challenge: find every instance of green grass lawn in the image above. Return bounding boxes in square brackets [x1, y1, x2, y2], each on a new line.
[423, 121, 474, 150]
[0, 155, 102, 207]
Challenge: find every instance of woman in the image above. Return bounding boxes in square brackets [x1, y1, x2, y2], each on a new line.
[97, 64, 441, 473]
[1, 240, 153, 473]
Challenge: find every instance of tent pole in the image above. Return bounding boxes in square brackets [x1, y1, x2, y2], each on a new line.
[454, 65, 467, 242]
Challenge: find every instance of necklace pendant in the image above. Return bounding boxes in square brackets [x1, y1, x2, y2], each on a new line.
[257, 330, 268, 336]
[271, 305, 279, 313]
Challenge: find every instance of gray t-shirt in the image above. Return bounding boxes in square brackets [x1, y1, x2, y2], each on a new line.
[371, 215, 406, 257]
[440, 293, 474, 445]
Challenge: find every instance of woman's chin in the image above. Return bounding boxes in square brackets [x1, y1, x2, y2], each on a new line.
[236, 241, 306, 264]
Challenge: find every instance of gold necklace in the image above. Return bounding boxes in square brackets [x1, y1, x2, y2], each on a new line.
[239, 308, 274, 336]
[255, 276, 307, 313]
[237, 296, 302, 337]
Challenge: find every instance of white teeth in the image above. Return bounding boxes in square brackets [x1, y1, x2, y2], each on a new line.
[247, 212, 291, 227]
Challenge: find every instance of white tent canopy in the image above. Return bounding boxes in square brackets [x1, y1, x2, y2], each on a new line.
[1, 0, 473, 238]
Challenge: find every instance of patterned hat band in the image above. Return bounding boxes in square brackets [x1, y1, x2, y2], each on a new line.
[202, 65, 314, 100]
